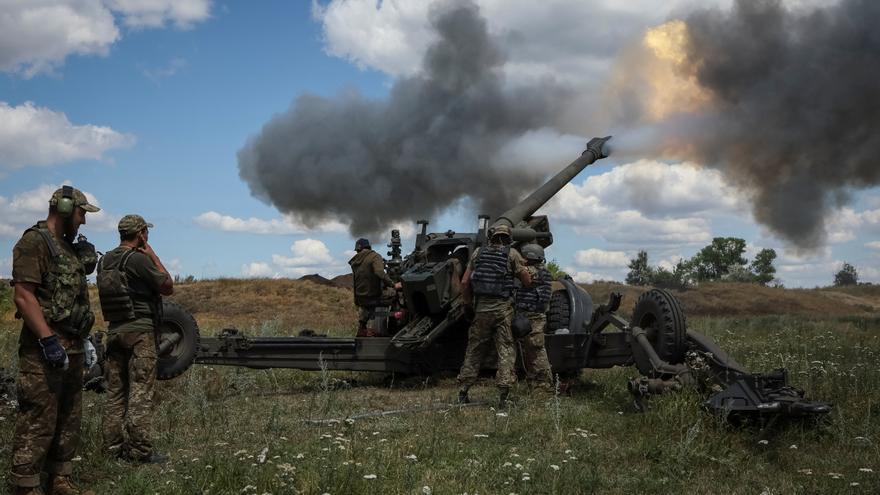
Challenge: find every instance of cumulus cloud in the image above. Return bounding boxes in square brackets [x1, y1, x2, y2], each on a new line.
[0, 182, 117, 237]
[573, 248, 630, 269]
[241, 261, 275, 278]
[194, 211, 347, 235]
[0, 0, 211, 77]
[0, 101, 135, 171]
[540, 161, 730, 248]
[141, 56, 187, 83]
[866, 241, 880, 251]
[272, 239, 335, 267]
[241, 238, 352, 279]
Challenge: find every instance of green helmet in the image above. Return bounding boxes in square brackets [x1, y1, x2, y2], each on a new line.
[520, 243, 545, 262]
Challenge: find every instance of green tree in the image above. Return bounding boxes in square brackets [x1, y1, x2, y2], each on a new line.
[626, 250, 653, 286]
[692, 237, 747, 281]
[546, 259, 569, 280]
[750, 248, 777, 286]
[834, 262, 859, 286]
[0, 279, 12, 315]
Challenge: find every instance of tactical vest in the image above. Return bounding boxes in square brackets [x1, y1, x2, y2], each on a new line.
[515, 266, 553, 313]
[24, 224, 92, 336]
[97, 248, 157, 322]
[470, 245, 514, 298]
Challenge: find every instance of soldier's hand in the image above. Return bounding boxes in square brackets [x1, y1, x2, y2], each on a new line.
[83, 338, 97, 368]
[394, 282, 403, 290]
[38, 334, 69, 369]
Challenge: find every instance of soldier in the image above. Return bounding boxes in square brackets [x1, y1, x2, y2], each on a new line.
[457, 224, 531, 408]
[97, 214, 173, 464]
[515, 244, 554, 394]
[9, 186, 100, 495]
[348, 238, 401, 337]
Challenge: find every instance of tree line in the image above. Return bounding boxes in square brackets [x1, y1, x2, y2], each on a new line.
[625, 237, 862, 289]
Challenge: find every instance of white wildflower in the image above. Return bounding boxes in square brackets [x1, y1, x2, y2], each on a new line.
[421, 487, 432, 495]
[828, 472, 844, 479]
[758, 440, 769, 445]
[550, 465, 560, 471]
[345, 418, 355, 425]
[503, 462, 512, 467]
[474, 434, 489, 438]
[363, 474, 377, 480]
[789, 445, 797, 450]
[258, 448, 269, 464]
[496, 412, 508, 417]
[859, 468, 873, 473]
[405, 454, 418, 461]
[240, 486, 256, 493]
[851, 482, 860, 487]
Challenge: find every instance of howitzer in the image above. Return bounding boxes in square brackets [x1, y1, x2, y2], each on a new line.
[105, 136, 829, 422]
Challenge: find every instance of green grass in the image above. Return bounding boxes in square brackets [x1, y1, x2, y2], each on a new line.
[1, 314, 879, 494]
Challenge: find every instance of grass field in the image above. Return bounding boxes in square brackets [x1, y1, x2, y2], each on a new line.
[1, 281, 879, 494]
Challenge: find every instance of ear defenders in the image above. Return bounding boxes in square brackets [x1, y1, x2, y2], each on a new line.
[55, 185, 75, 217]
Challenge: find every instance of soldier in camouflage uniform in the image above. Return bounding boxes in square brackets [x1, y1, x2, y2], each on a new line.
[457, 224, 531, 408]
[98, 214, 173, 464]
[9, 186, 100, 495]
[348, 238, 401, 337]
[515, 244, 554, 393]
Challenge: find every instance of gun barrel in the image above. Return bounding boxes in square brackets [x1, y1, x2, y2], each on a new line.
[494, 136, 611, 228]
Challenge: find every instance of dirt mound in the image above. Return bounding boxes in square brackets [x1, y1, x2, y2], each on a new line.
[298, 274, 336, 287]
[581, 281, 880, 318]
[331, 273, 353, 289]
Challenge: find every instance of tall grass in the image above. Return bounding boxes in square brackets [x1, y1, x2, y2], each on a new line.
[1, 285, 878, 494]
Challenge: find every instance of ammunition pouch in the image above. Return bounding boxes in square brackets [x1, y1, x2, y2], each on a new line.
[511, 312, 532, 339]
[61, 303, 95, 338]
[74, 236, 98, 275]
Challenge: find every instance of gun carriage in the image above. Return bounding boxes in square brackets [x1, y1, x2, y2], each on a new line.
[94, 136, 829, 420]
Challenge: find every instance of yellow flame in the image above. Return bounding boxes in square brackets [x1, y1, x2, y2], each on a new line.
[640, 20, 712, 121]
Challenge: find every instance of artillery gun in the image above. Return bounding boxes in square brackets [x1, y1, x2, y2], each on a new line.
[101, 136, 829, 421]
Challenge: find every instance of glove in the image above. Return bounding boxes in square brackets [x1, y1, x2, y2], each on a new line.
[84, 338, 97, 368]
[38, 334, 69, 369]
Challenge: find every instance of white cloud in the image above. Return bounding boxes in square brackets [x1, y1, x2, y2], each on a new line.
[0, 1, 211, 77]
[0, 257, 11, 278]
[194, 211, 347, 235]
[0, 101, 135, 170]
[573, 248, 630, 268]
[825, 207, 880, 244]
[272, 239, 335, 268]
[107, 0, 212, 29]
[241, 261, 274, 278]
[0, 182, 117, 237]
[866, 241, 880, 251]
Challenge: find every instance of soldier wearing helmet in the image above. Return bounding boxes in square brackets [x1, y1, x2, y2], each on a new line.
[98, 214, 174, 465]
[457, 223, 531, 408]
[9, 186, 100, 495]
[514, 243, 554, 394]
[349, 238, 401, 337]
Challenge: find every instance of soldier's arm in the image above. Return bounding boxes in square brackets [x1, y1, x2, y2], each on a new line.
[139, 242, 173, 295]
[372, 255, 394, 288]
[13, 282, 53, 339]
[512, 251, 532, 287]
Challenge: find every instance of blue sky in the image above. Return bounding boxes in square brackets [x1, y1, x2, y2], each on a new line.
[1, 0, 878, 287]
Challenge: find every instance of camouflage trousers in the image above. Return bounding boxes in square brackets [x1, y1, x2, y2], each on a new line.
[102, 330, 157, 460]
[519, 312, 553, 392]
[9, 348, 84, 488]
[457, 304, 516, 390]
[356, 305, 376, 327]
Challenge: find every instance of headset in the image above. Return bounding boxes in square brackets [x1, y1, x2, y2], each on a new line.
[54, 185, 76, 217]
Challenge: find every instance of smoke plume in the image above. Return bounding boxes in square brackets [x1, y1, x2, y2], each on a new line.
[607, 0, 880, 249]
[238, 1, 568, 236]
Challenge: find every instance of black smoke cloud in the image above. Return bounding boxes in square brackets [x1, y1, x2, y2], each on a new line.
[238, 1, 568, 236]
[676, 0, 880, 248]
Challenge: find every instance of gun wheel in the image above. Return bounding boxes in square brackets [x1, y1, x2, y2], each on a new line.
[546, 290, 571, 333]
[156, 301, 200, 380]
[630, 289, 687, 364]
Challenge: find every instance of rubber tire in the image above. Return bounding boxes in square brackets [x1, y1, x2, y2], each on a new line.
[156, 301, 200, 380]
[546, 290, 571, 333]
[630, 289, 687, 364]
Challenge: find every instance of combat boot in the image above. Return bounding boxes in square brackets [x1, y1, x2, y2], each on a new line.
[48, 475, 93, 495]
